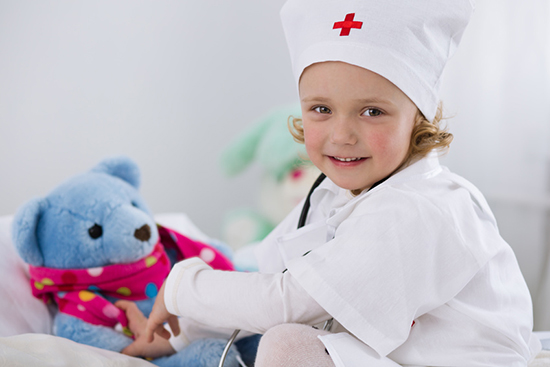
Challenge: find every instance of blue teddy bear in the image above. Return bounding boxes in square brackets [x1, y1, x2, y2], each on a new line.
[11, 156, 259, 367]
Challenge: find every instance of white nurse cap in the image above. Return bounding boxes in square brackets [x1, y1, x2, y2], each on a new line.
[280, 0, 475, 121]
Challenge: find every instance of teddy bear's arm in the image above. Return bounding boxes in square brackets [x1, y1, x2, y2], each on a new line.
[54, 313, 133, 352]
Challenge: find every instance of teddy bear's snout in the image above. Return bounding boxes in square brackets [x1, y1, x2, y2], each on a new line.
[134, 224, 151, 242]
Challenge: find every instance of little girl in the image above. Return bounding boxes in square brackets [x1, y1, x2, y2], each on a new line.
[124, 0, 542, 365]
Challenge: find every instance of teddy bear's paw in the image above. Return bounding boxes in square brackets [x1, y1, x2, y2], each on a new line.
[54, 313, 132, 352]
[152, 338, 241, 367]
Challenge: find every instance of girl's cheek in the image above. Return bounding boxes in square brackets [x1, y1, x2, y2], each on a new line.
[365, 131, 391, 152]
[303, 123, 319, 146]
[367, 124, 411, 155]
[303, 129, 323, 161]
[303, 135, 318, 156]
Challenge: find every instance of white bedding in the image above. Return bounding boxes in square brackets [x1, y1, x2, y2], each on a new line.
[0, 333, 154, 367]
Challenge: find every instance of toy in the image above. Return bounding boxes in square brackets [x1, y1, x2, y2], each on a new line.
[220, 104, 320, 271]
[11, 156, 258, 367]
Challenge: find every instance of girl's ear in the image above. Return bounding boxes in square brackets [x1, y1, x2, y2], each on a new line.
[91, 156, 141, 189]
[11, 197, 48, 267]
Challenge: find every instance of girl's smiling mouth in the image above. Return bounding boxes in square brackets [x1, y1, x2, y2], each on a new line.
[330, 157, 366, 162]
[329, 156, 368, 164]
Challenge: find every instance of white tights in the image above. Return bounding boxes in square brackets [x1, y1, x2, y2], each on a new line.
[255, 323, 336, 367]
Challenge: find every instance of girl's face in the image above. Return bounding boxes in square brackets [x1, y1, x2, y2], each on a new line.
[299, 61, 417, 193]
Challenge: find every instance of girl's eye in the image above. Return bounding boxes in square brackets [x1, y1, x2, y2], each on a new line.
[313, 106, 331, 114]
[363, 108, 382, 117]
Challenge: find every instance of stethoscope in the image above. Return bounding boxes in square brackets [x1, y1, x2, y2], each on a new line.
[218, 172, 388, 366]
[218, 173, 327, 367]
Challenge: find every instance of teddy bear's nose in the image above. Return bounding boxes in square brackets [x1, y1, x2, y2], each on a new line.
[134, 224, 151, 242]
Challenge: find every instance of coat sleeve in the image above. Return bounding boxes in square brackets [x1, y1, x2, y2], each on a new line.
[286, 187, 497, 357]
[163, 258, 331, 334]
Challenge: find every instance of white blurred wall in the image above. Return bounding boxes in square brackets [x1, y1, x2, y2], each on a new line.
[0, 0, 295, 238]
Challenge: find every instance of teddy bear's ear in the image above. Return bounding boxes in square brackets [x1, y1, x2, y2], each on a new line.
[219, 104, 303, 179]
[11, 197, 48, 266]
[219, 116, 270, 177]
[91, 156, 141, 189]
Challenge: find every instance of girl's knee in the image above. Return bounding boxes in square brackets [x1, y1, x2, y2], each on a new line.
[255, 324, 335, 367]
[261, 324, 307, 345]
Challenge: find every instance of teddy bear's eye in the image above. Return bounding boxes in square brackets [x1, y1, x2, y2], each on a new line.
[88, 224, 103, 239]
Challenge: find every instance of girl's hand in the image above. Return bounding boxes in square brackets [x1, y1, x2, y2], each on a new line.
[144, 281, 180, 342]
[115, 300, 176, 359]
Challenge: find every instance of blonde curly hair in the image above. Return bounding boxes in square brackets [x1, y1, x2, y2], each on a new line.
[288, 102, 452, 167]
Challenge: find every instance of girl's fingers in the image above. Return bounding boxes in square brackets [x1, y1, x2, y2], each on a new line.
[167, 315, 180, 337]
[145, 322, 170, 342]
[155, 324, 172, 340]
[145, 316, 167, 342]
[116, 300, 145, 320]
[115, 300, 132, 311]
[115, 300, 148, 336]
[121, 341, 140, 356]
[116, 288, 176, 343]
[144, 321, 156, 343]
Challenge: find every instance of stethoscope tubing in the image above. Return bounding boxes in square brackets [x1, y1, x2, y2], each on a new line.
[218, 328, 242, 367]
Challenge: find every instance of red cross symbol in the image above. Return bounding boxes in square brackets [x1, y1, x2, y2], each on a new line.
[333, 13, 363, 36]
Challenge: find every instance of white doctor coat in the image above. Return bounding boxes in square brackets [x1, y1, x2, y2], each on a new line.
[164, 152, 541, 366]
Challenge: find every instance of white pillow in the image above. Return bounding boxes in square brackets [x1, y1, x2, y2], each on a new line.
[0, 215, 53, 336]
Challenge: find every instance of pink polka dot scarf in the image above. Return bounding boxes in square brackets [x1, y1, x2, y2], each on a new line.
[28, 225, 234, 332]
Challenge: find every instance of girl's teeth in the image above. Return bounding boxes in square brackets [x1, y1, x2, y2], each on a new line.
[335, 157, 361, 162]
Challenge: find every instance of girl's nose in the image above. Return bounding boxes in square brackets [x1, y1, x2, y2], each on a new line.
[330, 117, 357, 145]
